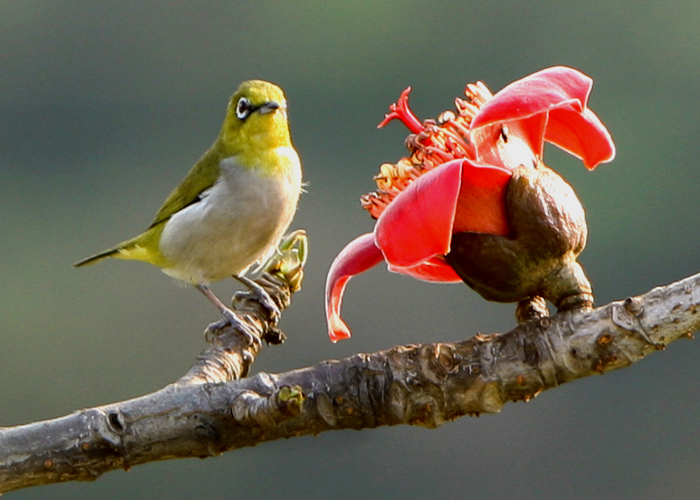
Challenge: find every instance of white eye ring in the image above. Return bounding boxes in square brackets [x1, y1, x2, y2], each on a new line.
[236, 97, 252, 120]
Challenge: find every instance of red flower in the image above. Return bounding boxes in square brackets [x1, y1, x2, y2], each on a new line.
[326, 66, 616, 342]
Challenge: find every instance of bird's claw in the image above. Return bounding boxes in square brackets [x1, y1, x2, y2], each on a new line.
[205, 309, 262, 348]
[233, 275, 282, 324]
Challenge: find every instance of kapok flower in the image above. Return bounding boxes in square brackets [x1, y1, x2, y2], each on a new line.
[326, 66, 616, 342]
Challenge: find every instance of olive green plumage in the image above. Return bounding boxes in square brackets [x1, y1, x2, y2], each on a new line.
[75, 81, 302, 331]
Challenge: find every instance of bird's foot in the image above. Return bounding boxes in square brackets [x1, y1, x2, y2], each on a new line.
[233, 275, 282, 325]
[205, 308, 262, 348]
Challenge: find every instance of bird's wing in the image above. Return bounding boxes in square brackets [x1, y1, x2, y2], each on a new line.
[148, 149, 222, 229]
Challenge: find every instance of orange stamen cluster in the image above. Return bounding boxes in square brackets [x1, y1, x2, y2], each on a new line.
[362, 82, 494, 220]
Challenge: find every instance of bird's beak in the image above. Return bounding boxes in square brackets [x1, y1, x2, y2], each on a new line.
[258, 101, 280, 114]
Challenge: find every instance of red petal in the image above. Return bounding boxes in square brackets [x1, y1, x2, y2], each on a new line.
[387, 256, 462, 282]
[544, 106, 616, 170]
[471, 67, 590, 128]
[375, 160, 463, 268]
[470, 116, 546, 169]
[325, 233, 385, 342]
[471, 66, 615, 169]
[376, 158, 512, 274]
[453, 160, 512, 236]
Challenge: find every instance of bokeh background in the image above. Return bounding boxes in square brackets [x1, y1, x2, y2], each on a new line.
[2, 2, 700, 498]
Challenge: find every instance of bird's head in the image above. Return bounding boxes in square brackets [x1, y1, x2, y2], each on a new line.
[220, 80, 292, 159]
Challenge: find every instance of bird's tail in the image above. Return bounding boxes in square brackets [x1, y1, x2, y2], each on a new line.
[73, 243, 163, 267]
[73, 247, 122, 267]
[74, 227, 168, 269]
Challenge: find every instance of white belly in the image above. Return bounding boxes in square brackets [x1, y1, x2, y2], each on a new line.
[159, 156, 301, 284]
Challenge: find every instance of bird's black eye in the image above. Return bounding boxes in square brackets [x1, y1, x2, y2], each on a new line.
[236, 97, 253, 120]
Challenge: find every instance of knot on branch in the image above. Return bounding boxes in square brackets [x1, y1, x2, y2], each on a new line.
[230, 385, 305, 427]
[611, 296, 665, 350]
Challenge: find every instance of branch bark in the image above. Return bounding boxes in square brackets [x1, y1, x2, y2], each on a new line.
[1, 244, 698, 493]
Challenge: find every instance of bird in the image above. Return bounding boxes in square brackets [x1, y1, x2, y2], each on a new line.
[75, 80, 303, 344]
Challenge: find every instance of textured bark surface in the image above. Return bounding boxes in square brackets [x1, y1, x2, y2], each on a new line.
[1, 267, 699, 493]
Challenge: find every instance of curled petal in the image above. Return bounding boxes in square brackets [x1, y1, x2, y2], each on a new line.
[471, 66, 590, 127]
[544, 106, 616, 169]
[471, 66, 615, 169]
[325, 233, 385, 342]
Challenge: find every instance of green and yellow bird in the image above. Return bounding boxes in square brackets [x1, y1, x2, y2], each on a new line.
[75, 80, 303, 342]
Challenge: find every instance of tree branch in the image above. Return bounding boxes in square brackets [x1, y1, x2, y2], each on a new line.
[1, 238, 698, 493]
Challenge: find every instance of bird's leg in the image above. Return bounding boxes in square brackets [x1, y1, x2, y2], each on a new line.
[196, 284, 260, 346]
[232, 274, 282, 324]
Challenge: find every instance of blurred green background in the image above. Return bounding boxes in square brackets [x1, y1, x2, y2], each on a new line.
[2, 1, 700, 498]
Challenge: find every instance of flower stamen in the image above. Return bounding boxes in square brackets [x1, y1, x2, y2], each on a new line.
[364, 81, 495, 218]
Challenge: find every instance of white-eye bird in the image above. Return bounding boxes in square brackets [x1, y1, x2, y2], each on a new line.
[75, 80, 303, 343]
